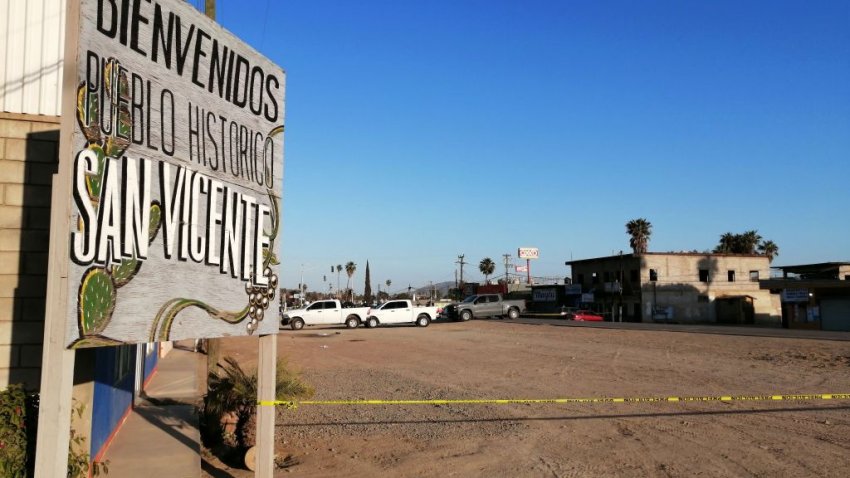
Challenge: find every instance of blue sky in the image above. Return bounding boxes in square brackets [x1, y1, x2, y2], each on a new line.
[215, 0, 850, 294]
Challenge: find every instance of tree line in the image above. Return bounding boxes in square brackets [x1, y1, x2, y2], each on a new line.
[625, 218, 779, 262]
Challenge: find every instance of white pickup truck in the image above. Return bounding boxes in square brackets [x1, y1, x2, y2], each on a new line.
[281, 299, 371, 330]
[365, 300, 440, 328]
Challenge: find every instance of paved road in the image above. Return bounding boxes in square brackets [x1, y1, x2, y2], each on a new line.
[508, 315, 850, 341]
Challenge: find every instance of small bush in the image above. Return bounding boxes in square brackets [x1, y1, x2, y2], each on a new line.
[203, 357, 313, 450]
[0, 385, 33, 478]
[67, 401, 108, 477]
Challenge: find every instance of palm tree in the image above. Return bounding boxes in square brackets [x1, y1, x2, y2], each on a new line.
[479, 257, 496, 283]
[740, 230, 762, 254]
[335, 264, 342, 298]
[714, 232, 736, 253]
[758, 240, 779, 262]
[625, 218, 652, 254]
[204, 356, 313, 450]
[345, 261, 357, 300]
[385, 279, 391, 296]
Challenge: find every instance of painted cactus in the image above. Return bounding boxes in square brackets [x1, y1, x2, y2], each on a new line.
[71, 58, 162, 346]
[112, 202, 162, 287]
[78, 267, 116, 337]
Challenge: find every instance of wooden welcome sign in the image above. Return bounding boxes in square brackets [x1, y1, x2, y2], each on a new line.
[63, 0, 285, 347]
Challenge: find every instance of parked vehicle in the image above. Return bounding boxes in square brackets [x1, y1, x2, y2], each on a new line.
[442, 294, 526, 321]
[565, 310, 604, 321]
[281, 299, 370, 330]
[365, 300, 440, 328]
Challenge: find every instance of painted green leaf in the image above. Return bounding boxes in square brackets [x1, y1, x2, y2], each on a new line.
[262, 248, 280, 266]
[84, 145, 106, 200]
[76, 82, 101, 143]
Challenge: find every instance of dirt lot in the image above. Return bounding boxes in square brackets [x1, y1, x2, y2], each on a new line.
[211, 319, 850, 477]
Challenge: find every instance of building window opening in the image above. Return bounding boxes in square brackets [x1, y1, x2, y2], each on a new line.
[699, 269, 709, 283]
[749, 270, 759, 282]
[649, 269, 658, 281]
[727, 270, 735, 282]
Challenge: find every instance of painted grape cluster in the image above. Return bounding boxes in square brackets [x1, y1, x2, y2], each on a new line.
[245, 267, 279, 334]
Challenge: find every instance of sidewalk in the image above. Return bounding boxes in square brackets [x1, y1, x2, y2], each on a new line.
[101, 342, 205, 477]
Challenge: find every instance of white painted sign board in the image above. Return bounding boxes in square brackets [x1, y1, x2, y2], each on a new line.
[518, 247, 539, 259]
[63, 0, 285, 347]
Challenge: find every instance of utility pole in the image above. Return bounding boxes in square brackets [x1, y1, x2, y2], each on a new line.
[502, 253, 511, 290]
[299, 264, 305, 307]
[456, 254, 467, 286]
[205, 0, 216, 20]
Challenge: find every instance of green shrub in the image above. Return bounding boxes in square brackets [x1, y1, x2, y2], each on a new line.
[67, 401, 108, 477]
[203, 357, 313, 449]
[0, 385, 33, 478]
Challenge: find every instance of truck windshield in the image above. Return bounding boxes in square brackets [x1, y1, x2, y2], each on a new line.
[461, 296, 477, 303]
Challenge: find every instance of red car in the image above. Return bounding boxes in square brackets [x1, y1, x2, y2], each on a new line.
[566, 310, 604, 321]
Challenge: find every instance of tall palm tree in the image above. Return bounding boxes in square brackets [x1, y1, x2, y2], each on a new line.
[479, 257, 496, 284]
[335, 264, 342, 298]
[758, 240, 779, 262]
[625, 218, 652, 254]
[385, 279, 391, 296]
[345, 261, 357, 300]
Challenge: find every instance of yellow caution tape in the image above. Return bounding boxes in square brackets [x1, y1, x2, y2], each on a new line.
[258, 393, 850, 409]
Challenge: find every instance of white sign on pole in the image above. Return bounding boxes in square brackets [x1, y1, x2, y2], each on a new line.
[518, 247, 539, 259]
[515, 265, 528, 273]
[63, 0, 285, 348]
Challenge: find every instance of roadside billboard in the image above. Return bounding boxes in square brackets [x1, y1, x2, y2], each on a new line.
[518, 247, 539, 259]
[61, 0, 285, 347]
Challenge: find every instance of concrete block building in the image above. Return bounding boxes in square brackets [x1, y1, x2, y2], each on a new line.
[567, 252, 781, 325]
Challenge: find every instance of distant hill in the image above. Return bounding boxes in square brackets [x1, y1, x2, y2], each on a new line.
[412, 281, 455, 298]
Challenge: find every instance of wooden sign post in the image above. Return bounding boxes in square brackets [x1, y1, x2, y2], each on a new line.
[36, 0, 285, 475]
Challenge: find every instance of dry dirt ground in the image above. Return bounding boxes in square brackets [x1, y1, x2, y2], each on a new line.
[208, 319, 850, 477]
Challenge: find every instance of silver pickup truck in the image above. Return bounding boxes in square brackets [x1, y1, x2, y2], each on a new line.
[443, 294, 526, 321]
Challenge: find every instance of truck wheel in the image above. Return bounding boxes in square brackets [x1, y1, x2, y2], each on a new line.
[290, 318, 304, 330]
[416, 314, 430, 327]
[345, 316, 359, 328]
[460, 310, 472, 322]
[367, 317, 379, 328]
[507, 308, 519, 320]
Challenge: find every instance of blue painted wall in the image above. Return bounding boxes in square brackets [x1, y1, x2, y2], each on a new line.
[90, 344, 136, 458]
